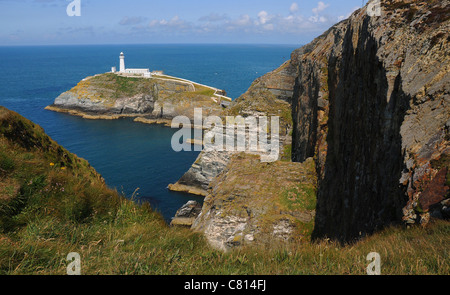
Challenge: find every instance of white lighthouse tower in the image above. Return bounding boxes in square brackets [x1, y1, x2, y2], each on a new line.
[119, 52, 125, 72]
[113, 51, 151, 77]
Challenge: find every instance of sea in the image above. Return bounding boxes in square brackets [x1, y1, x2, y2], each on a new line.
[0, 44, 298, 222]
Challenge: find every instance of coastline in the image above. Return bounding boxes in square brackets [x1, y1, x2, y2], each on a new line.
[46, 105, 182, 127]
[44, 105, 140, 120]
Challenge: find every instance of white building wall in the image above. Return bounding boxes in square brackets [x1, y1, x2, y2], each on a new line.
[125, 68, 150, 74]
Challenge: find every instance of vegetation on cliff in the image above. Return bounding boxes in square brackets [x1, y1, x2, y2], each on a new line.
[69, 73, 157, 103]
[0, 106, 448, 274]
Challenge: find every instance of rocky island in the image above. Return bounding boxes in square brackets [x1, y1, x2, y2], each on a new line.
[46, 53, 232, 125]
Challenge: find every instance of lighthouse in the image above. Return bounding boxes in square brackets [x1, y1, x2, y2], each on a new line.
[119, 52, 125, 72]
[113, 52, 151, 77]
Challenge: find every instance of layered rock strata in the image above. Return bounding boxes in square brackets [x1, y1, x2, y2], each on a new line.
[287, 0, 450, 243]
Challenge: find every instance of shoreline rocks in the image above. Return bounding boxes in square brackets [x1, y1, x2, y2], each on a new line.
[170, 200, 203, 227]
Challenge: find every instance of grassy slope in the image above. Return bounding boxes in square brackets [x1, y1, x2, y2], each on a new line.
[0, 106, 448, 275]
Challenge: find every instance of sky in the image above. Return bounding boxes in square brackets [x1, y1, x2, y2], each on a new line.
[0, 0, 365, 46]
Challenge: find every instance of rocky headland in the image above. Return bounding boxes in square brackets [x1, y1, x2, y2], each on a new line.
[46, 72, 230, 124]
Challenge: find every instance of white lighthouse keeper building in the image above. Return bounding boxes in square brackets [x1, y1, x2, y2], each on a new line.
[113, 52, 151, 78]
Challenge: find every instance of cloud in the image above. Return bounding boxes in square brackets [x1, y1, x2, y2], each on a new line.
[122, 2, 339, 40]
[290, 3, 299, 13]
[312, 1, 329, 14]
[147, 16, 192, 33]
[257, 11, 271, 25]
[309, 15, 328, 23]
[309, 1, 330, 23]
[233, 14, 252, 26]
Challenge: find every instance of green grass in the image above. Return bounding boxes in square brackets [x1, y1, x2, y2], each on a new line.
[191, 87, 216, 97]
[69, 73, 156, 101]
[280, 144, 292, 162]
[0, 151, 15, 174]
[1, 106, 449, 275]
[281, 183, 317, 212]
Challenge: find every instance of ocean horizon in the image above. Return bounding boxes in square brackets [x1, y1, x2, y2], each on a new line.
[0, 43, 298, 221]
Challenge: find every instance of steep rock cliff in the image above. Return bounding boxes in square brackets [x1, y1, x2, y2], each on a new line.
[289, 0, 449, 243]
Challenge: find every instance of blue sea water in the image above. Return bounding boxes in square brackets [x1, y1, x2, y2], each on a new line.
[0, 44, 298, 222]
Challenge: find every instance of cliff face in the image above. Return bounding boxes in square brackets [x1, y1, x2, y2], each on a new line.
[290, 0, 449, 243]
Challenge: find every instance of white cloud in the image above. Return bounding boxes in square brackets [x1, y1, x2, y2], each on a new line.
[133, 2, 338, 39]
[148, 16, 191, 31]
[309, 1, 330, 23]
[309, 15, 328, 23]
[290, 3, 299, 13]
[234, 14, 252, 26]
[257, 11, 271, 25]
[312, 1, 329, 14]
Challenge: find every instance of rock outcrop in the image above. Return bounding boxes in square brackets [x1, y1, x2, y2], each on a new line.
[169, 150, 232, 196]
[287, 0, 450, 243]
[191, 154, 316, 251]
[170, 200, 203, 227]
